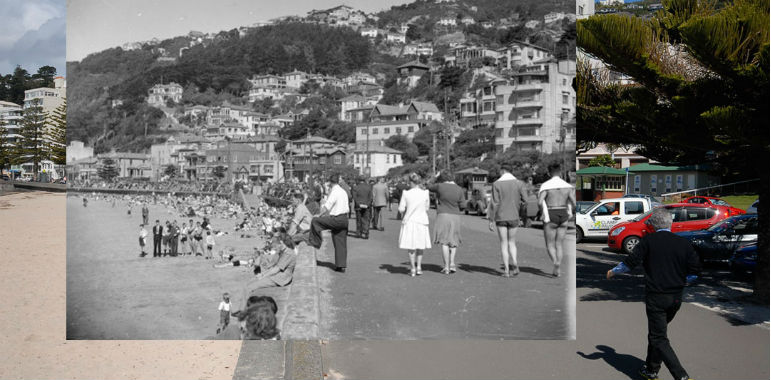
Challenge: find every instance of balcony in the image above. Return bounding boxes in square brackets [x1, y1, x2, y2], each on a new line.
[510, 100, 543, 109]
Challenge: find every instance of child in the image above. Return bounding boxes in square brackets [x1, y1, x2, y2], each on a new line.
[205, 230, 215, 259]
[138, 224, 148, 257]
[216, 292, 232, 334]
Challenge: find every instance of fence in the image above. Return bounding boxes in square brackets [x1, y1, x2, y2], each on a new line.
[659, 179, 760, 203]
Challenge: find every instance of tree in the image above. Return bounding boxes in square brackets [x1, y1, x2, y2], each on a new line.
[33, 66, 57, 88]
[587, 154, 616, 168]
[213, 165, 227, 180]
[0, 122, 11, 175]
[47, 99, 67, 165]
[451, 126, 495, 159]
[164, 164, 179, 179]
[15, 99, 48, 181]
[384, 134, 419, 163]
[578, 0, 769, 302]
[98, 157, 119, 182]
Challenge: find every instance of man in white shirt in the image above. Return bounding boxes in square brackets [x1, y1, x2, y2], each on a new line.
[308, 174, 351, 272]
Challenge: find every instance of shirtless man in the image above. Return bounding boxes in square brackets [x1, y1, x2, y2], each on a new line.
[538, 163, 575, 277]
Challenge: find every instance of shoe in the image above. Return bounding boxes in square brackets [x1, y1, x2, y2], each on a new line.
[416, 268, 423, 275]
[449, 265, 456, 273]
[501, 272, 511, 278]
[639, 365, 659, 380]
[553, 264, 561, 278]
[441, 268, 451, 275]
[362, 235, 369, 239]
[511, 266, 520, 276]
[410, 268, 416, 277]
[335, 267, 346, 273]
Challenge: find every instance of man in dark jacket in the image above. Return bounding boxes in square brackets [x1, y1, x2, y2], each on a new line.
[152, 220, 163, 257]
[606, 208, 700, 380]
[352, 176, 373, 239]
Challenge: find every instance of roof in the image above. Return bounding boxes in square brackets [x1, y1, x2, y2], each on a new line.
[397, 60, 430, 70]
[409, 101, 440, 113]
[576, 166, 627, 175]
[353, 146, 403, 154]
[627, 163, 710, 172]
[0, 100, 22, 108]
[340, 94, 366, 102]
[374, 104, 409, 116]
[99, 152, 150, 160]
[456, 167, 489, 175]
[292, 135, 338, 144]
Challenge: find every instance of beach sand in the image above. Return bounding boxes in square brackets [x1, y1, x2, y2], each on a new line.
[0, 191, 240, 379]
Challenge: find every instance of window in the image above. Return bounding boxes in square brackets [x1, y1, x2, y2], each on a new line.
[594, 202, 620, 216]
[633, 175, 641, 193]
[386, 154, 390, 163]
[650, 175, 657, 194]
[372, 128, 378, 135]
[355, 154, 359, 163]
[497, 112, 504, 121]
[676, 175, 683, 191]
[384, 127, 390, 134]
[396, 127, 402, 134]
[408, 126, 414, 133]
[320, 157, 327, 165]
[263, 165, 273, 174]
[665, 175, 672, 192]
[361, 128, 367, 135]
[625, 201, 645, 215]
[495, 128, 503, 137]
[596, 175, 623, 191]
[484, 87, 492, 96]
[562, 94, 569, 104]
[518, 127, 539, 137]
[334, 155, 342, 165]
[366, 154, 371, 164]
[684, 207, 712, 221]
[483, 102, 493, 111]
[562, 78, 567, 86]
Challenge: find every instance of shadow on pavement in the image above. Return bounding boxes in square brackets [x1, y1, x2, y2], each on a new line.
[577, 249, 645, 302]
[317, 259, 337, 271]
[577, 345, 645, 380]
[379, 263, 411, 275]
[456, 263, 501, 276]
[519, 266, 555, 278]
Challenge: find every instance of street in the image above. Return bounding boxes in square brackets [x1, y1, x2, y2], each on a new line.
[315, 207, 574, 340]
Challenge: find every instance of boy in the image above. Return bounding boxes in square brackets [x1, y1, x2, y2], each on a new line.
[216, 292, 232, 334]
[138, 224, 148, 257]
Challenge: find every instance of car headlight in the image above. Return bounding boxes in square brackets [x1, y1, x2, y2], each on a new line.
[610, 227, 625, 236]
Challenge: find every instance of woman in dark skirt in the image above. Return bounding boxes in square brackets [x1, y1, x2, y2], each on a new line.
[427, 170, 466, 274]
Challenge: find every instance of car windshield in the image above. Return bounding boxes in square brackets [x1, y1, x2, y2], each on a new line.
[632, 209, 654, 222]
[707, 217, 739, 233]
[709, 199, 730, 206]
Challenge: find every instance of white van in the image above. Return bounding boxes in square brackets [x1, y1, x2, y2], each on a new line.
[576, 197, 652, 242]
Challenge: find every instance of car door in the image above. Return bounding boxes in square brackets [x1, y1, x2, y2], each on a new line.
[707, 217, 760, 261]
[587, 201, 622, 236]
[674, 206, 714, 232]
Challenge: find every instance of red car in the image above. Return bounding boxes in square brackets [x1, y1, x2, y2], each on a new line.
[683, 196, 746, 216]
[607, 203, 732, 254]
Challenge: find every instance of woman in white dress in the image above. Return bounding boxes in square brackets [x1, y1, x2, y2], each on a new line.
[398, 173, 432, 277]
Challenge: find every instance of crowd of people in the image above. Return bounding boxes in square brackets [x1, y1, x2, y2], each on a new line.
[75, 164, 574, 340]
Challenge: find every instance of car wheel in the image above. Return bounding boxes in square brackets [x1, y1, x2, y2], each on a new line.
[576, 228, 584, 243]
[622, 236, 640, 254]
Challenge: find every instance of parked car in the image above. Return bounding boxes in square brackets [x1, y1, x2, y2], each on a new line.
[0, 174, 9, 181]
[746, 198, 758, 214]
[464, 189, 489, 216]
[607, 203, 730, 254]
[576, 201, 598, 214]
[576, 197, 653, 242]
[683, 196, 745, 216]
[623, 194, 663, 208]
[729, 243, 758, 279]
[677, 214, 759, 262]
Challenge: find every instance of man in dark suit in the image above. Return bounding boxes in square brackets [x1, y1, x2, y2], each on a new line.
[141, 204, 149, 225]
[169, 220, 179, 256]
[606, 208, 700, 380]
[489, 164, 528, 277]
[152, 220, 163, 257]
[352, 176, 373, 239]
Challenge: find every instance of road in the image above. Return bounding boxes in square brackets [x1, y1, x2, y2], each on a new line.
[315, 207, 574, 340]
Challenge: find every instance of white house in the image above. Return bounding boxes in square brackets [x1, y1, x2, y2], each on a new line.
[352, 145, 404, 177]
[147, 83, 183, 107]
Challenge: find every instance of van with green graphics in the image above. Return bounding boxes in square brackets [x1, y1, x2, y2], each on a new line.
[575, 197, 652, 242]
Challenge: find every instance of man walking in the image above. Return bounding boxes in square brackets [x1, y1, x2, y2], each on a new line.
[489, 164, 528, 277]
[538, 163, 575, 277]
[152, 220, 163, 257]
[371, 177, 388, 231]
[141, 204, 149, 225]
[352, 176, 373, 239]
[606, 208, 700, 380]
[309, 174, 350, 273]
[170, 220, 179, 257]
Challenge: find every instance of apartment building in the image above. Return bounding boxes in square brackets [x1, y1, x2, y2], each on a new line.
[493, 58, 576, 154]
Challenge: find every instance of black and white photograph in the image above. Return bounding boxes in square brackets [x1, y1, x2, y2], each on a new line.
[64, 0, 577, 340]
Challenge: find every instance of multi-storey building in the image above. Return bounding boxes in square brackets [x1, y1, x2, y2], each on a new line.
[493, 58, 576, 154]
[352, 144, 404, 177]
[396, 61, 430, 89]
[284, 136, 348, 181]
[147, 82, 182, 107]
[458, 79, 498, 129]
[284, 70, 310, 89]
[0, 100, 23, 148]
[355, 101, 443, 150]
[496, 41, 551, 69]
[97, 151, 152, 179]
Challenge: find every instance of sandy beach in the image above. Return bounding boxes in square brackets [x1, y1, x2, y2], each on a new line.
[0, 191, 240, 379]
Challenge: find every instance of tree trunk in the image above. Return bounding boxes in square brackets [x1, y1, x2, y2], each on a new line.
[753, 167, 768, 304]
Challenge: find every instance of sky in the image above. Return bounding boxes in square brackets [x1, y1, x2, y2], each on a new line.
[0, 0, 66, 76]
[68, 0, 413, 62]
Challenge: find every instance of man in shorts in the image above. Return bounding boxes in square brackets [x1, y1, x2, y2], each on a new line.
[538, 163, 575, 277]
[489, 164, 528, 277]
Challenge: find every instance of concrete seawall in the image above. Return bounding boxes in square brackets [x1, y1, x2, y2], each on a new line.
[8, 181, 67, 193]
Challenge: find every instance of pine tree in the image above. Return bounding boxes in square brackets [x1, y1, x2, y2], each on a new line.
[98, 157, 119, 181]
[577, 0, 769, 302]
[0, 121, 11, 175]
[15, 99, 49, 181]
[47, 98, 67, 165]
